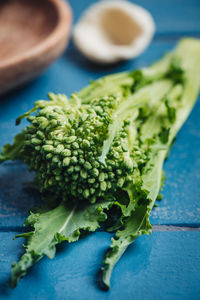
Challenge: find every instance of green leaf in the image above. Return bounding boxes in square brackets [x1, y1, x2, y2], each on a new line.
[159, 127, 170, 144]
[100, 37, 200, 286]
[10, 200, 112, 288]
[165, 99, 176, 123]
[0, 132, 25, 162]
[101, 204, 152, 290]
[15, 106, 38, 125]
[101, 150, 165, 289]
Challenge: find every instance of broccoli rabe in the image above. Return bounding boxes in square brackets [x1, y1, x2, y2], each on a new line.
[0, 38, 200, 289]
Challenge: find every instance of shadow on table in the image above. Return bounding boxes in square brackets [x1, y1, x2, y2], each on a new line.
[0, 256, 43, 298]
[95, 234, 152, 291]
[64, 40, 134, 75]
[0, 161, 42, 226]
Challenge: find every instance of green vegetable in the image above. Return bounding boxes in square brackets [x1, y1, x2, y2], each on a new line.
[0, 38, 200, 289]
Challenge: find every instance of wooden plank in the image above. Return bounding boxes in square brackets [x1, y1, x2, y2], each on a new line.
[68, 0, 200, 35]
[150, 94, 200, 225]
[0, 40, 200, 227]
[0, 231, 199, 299]
[0, 162, 40, 228]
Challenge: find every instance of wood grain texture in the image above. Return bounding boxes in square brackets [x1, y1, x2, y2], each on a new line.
[0, 0, 200, 298]
[0, 0, 72, 95]
[0, 231, 200, 299]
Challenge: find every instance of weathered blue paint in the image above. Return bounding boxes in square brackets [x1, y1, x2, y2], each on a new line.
[150, 94, 200, 225]
[0, 0, 200, 299]
[0, 231, 200, 300]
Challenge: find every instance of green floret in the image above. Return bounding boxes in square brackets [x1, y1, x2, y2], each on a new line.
[15, 77, 170, 204]
[13, 94, 144, 203]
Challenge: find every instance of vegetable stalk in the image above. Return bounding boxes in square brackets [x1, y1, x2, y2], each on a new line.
[0, 38, 200, 289]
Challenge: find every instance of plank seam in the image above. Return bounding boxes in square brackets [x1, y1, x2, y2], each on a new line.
[152, 225, 200, 231]
[154, 32, 200, 39]
[0, 225, 199, 233]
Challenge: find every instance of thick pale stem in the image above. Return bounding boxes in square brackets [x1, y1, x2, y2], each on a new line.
[98, 80, 172, 164]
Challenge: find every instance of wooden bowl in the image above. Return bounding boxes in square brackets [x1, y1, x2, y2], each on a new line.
[0, 0, 72, 95]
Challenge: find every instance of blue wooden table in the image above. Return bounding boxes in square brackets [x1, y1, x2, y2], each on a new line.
[0, 1, 200, 299]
